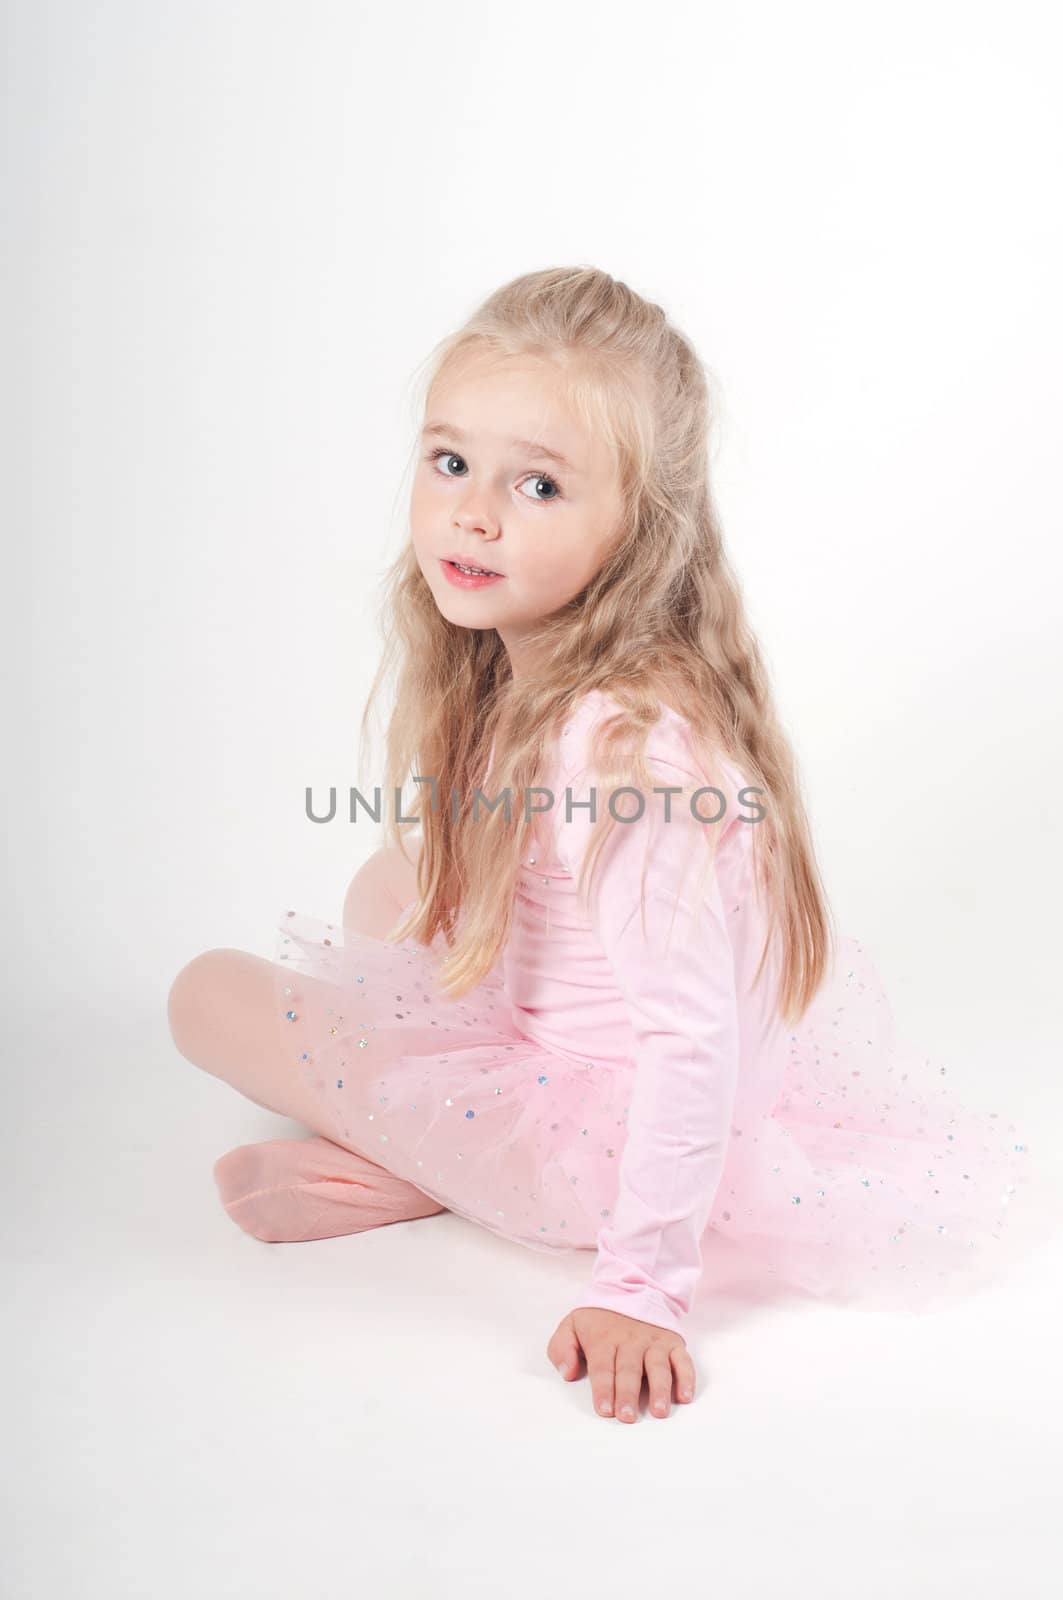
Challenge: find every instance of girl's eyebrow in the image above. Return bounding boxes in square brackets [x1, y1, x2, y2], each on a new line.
[421, 420, 580, 474]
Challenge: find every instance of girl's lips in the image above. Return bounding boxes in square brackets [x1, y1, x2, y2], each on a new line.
[441, 558, 506, 590]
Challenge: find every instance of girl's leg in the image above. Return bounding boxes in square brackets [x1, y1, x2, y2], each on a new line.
[168, 844, 422, 1122]
[168, 847, 440, 1241]
[341, 838, 421, 937]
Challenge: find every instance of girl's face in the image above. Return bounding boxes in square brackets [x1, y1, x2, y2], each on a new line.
[410, 354, 624, 676]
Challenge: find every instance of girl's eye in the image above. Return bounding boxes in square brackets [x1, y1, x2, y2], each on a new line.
[424, 447, 562, 504]
[516, 472, 562, 503]
[426, 449, 468, 478]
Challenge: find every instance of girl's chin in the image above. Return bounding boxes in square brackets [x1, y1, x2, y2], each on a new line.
[433, 590, 505, 628]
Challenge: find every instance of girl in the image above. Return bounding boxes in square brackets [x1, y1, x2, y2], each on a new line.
[168, 266, 1038, 1425]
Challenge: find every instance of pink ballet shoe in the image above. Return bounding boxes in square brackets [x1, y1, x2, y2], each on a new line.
[213, 1135, 446, 1242]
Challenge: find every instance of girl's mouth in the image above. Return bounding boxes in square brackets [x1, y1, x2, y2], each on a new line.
[441, 558, 506, 589]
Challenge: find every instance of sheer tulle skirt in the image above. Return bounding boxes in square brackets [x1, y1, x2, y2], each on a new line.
[272, 908, 633, 1252]
[711, 938, 1044, 1307]
[272, 909, 1045, 1313]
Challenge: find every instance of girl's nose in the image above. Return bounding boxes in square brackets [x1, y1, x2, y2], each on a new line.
[453, 495, 500, 537]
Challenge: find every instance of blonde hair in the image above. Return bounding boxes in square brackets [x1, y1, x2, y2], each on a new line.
[359, 265, 836, 1027]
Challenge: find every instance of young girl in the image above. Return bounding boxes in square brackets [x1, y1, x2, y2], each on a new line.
[168, 265, 1038, 1425]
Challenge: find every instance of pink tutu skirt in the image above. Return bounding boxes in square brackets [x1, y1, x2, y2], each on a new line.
[272, 908, 1047, 1315]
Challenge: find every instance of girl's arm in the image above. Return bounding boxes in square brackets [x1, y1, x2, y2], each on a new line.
[552, 722, 741, 1340]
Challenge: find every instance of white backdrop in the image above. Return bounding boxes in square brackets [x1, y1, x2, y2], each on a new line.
[10, 2, 1062, 1078]
[7, 4, 1062, 1596]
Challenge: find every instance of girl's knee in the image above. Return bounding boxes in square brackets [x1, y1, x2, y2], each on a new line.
[343, 840, 421, 937]
[167, 947, 253, 1065]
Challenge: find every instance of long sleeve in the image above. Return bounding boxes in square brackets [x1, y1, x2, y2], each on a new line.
[551, 730, 741, 1341]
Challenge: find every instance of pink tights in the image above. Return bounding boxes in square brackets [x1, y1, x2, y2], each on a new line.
[168, 843, 444, 1244]
[213, 1136, 445, 1242]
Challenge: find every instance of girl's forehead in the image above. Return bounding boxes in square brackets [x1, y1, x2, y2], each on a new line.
[430, 351, 573, 409]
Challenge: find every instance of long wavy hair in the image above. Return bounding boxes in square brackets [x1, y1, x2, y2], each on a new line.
[358, 266, 836, 1027]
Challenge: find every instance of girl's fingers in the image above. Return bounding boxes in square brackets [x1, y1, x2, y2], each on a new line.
[613, 1344, 645, 1423]
[551, 1327, 582, 1381]
[546, 1314, 586, 1382]
[644, 1346, 674, 1417]
[671, 1343, 696, 1403]
[586, 1345, 617, 1417]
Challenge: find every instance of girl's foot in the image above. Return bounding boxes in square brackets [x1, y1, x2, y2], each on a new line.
[213, 1135, 446, 1242]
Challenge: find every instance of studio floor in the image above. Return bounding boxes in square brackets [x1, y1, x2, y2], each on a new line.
[8, 1001, 1062, 1599]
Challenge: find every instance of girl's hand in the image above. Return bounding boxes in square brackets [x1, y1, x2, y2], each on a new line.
[547, 1308, 696, 1421]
